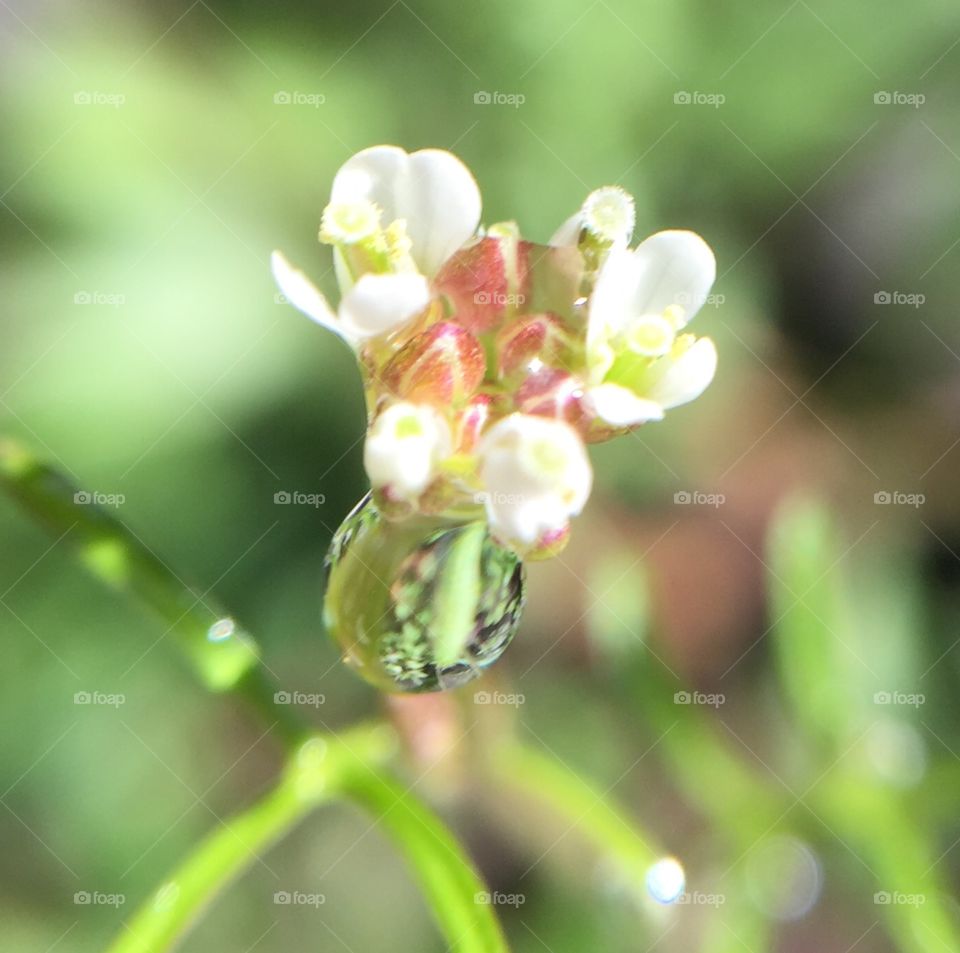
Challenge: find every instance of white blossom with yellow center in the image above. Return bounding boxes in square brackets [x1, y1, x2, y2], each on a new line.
[478, 414, 593, 553]
[363, 402, 453, 502]
[585, 229, 718, 427]
[272, 146, 482, 343]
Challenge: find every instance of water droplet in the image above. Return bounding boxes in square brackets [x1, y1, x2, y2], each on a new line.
[745, 835, 821, 921]
[207, 618, 235, 642]
[645, 857, 685, 905]
[866, 718, 927, 787]
[154, 881, 180, 912]
[324, 494, 525, 694]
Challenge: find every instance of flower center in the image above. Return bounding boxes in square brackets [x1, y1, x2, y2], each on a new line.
[624, 314, 675, 357]
[320, 200, 382, 244]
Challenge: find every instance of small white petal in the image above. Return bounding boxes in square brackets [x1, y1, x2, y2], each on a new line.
[339, 272, 430, 340]
[628, 230, 716, 326]
[364, 402, 451, 501]
[330, 145, 481, 277]
[647, 337, 718, 410]
[587, 383, 665, 427]
[549, 212, 582, 247]
[587, 246, 639, 353]
[271, 250, 348, 341]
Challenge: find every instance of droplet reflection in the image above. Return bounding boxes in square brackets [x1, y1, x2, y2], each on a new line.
[207, 618, 235, 642]
[645, 856, 685, 905]
[745, 835, 822, 921]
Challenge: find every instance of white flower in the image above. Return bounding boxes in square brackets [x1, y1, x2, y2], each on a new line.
[551, 186, 636, 248]
[585, 229, 718, 427]
[271, 250, 430, 346]
[364, 402, 452, 502]
[478, 414, 592, 553]
[329, 145, 482, 277]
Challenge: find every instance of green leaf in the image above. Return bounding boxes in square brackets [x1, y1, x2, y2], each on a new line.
[767, 496, 864, 747]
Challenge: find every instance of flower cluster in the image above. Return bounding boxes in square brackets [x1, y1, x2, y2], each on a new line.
[273, 145, 717, 560]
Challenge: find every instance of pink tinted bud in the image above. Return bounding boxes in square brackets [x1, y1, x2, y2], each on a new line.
[496, 313, 574, 379]
[381, 321, 486, 405]
[456, 392, 495, 454]
[434, 237, 511, 333]
[514, 367, 587, 429]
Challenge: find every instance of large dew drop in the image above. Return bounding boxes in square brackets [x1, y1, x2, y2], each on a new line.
[324, 494, 525, 693]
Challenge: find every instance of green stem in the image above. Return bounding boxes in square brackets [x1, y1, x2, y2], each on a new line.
[491, 741, 659, 889]
[0, 438, 302, 740]
[107, 726, 508, 953]
[343, 763, 509, 953]
[105, 727, 391, 953]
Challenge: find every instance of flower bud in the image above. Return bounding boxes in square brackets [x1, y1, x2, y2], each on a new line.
[434, 236, 514, 333]
[496, 313, 577, 379]
[381, 321, 486, 406]
[514, 367, 586, 429]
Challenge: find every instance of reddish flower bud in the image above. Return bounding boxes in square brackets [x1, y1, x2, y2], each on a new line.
[434, 237, 511, 333]
[496, 313, 576, 379]
[514, 367, 587, 429]
[456, 392, 494, 453]
[381, 321, 486, 406]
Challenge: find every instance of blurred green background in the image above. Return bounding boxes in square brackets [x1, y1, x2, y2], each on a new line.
[3, 0, 960, 950]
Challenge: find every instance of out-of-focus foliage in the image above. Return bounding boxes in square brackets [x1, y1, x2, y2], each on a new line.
[3, 0, 960, 950]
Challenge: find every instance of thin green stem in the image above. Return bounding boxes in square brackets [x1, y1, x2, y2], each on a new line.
[0, 438, 303, 741]
[106, 725, 509, 953]
[343, 763, 509, 953]
[105, 727, 392, 953]
[491, 740, 659, 889]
